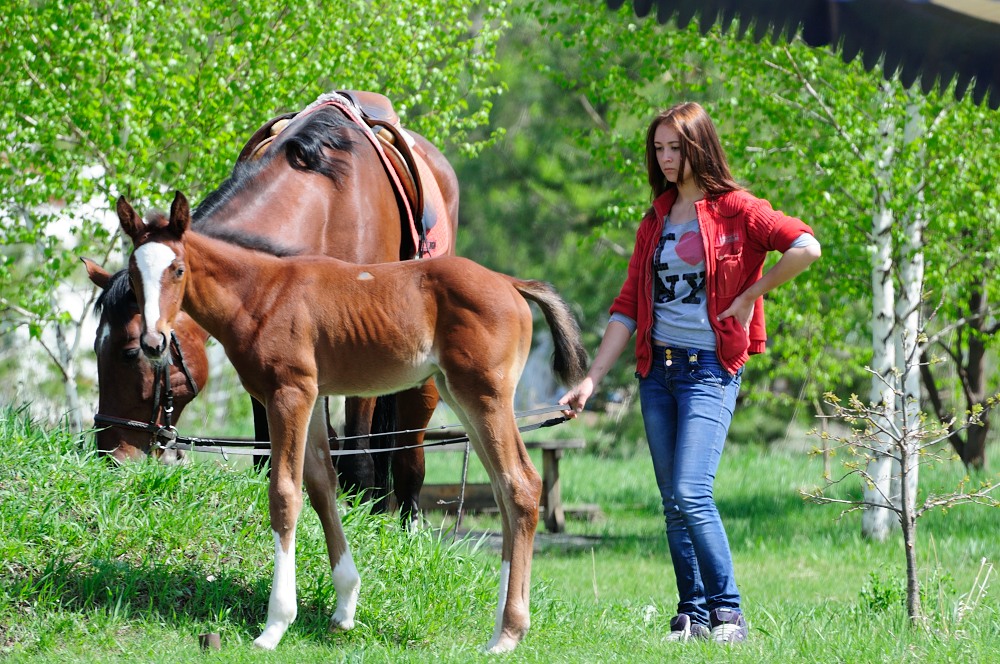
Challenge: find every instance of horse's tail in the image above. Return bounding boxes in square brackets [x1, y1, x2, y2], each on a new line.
[511, 280, 589, 386]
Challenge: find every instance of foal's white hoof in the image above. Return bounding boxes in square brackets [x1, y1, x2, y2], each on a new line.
[484, 634, 520, 654]
[329, 614, 355, 632]
[252, 631, 281, 650]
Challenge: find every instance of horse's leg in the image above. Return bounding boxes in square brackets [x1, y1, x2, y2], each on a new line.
[392, 379, 438, 527]
[337, 396, 377, 500]
[301, 400, 360, 632]
[252, 385, 314, 651]
[434, 376, 540, 653]
[369, 394, 397, 514]
[251, 396, 270, 472]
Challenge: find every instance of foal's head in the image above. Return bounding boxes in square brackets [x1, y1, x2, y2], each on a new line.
[118, 192, 192, 367]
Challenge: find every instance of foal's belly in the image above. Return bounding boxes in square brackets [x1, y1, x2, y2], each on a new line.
[315, 348, 437, 398]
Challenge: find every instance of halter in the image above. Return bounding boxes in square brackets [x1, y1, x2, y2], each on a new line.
[143, 404, 571, 459]
[93, 331, 201, 453]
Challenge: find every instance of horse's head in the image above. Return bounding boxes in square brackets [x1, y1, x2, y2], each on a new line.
[118, 192, 191, 367]
[83, 248, 208, 463]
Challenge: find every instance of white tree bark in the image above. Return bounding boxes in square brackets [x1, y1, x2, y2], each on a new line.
[891, 96, 926, 521]
[55, 322, 84, 433]
[862, 88, 898, 541]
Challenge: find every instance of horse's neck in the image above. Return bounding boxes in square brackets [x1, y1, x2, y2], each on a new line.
[202, 155, 402, 262]
[211, 167, 332, 235]
[182, 232, 268, 339]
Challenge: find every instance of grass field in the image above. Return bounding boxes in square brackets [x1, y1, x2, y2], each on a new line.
[2, 404, 998, 662]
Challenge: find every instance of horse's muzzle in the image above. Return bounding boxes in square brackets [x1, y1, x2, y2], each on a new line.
[140, 331, 169, 361]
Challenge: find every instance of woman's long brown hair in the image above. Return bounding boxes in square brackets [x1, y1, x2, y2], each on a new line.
[644, 102, 742, 201]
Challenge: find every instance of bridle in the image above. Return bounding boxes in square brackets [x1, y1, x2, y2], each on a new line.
[93, 331, 200, 454]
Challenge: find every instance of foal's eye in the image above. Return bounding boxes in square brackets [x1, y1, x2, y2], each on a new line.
[174, 267, 185, 279]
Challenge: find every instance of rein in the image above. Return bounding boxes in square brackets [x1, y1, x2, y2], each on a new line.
[105, 404, 572, 460]
[93, 331, 200, 450]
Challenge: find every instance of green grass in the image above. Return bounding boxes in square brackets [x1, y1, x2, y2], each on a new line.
[2, 404, 999, 662]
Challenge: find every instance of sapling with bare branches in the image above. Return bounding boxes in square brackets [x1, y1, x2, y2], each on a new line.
[804, 366, 999, 624]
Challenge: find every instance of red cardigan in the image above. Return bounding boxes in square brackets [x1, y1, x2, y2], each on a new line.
[610, 188, 815, 376]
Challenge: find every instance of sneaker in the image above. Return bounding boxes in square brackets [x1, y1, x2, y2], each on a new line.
[666, 613, 711, 642]
[709, 607, 748, 643]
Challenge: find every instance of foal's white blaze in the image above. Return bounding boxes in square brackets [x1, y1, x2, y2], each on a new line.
[133, 242, 176, 332]
[253, 529, 298, 650]
[486, 561, 511, 652]
[330, 549, 360, 631]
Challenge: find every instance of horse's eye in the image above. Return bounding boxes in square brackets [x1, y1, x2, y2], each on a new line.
[122, 347, 141, 361]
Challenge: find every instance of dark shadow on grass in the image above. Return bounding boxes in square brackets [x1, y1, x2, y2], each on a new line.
[0, 557, 346, 645]
[455, 484, 848, 559]
[718, 486, 853, 550]
[456, 529, 668, 558]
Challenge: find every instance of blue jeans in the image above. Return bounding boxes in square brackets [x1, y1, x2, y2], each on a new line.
[639, 347, 743, 624]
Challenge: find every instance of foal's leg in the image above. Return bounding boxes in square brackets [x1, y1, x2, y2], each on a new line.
[392, 379, 439, 527]
[435, 378, 540, 653]
[253, 386, 314, 651]
[301, 401, 360, 632]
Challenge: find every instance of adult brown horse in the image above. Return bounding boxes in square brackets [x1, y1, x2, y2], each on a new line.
[83, 262, 209, 465]
[117, 192, 587, 652]
[85, 92, 458, 521]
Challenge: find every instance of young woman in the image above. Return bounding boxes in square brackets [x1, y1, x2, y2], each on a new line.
[560, 102, 820, 643]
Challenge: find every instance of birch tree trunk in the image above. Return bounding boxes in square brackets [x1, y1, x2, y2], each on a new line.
[55, 322, 84, 434]
[862, 87, 898, 541]
[891, 96, 926, 525]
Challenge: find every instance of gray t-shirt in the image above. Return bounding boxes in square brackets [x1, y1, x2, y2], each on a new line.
[651, 217, 717, 350]
[609, 227, 819, 346]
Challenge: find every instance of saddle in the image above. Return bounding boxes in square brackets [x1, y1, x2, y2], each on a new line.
[237, 91, 432, 256]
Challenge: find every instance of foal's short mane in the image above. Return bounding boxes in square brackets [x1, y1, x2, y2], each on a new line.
[198, 226, 302, 258]
[97, 219, 301, 322]
[193, 105, 360, 224]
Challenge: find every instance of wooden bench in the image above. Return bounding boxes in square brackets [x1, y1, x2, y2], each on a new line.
[418, 433, 587, 533]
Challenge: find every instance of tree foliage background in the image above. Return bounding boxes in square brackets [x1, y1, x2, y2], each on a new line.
[0, 0, 506, 422]
[1, 0, 997, 459]
[454, 1, 1000, 456]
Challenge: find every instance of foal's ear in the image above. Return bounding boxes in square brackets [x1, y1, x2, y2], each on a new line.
[116, 196, 143, 240]
[81, 257, 112, 290]
[169, 191, 191, 235]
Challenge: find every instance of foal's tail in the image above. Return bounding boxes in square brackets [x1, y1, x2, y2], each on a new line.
[512, 280, 589, 386]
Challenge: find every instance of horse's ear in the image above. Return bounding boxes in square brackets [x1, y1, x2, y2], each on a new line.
[81, 257, 111, 290]
[116, 196, 143, 240]
[169, 191, 191, 235]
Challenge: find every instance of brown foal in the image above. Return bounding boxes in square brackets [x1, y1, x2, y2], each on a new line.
[118, 192, 587, 653]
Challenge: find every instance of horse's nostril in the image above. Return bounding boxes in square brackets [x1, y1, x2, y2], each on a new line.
[140, 332, 167, 356]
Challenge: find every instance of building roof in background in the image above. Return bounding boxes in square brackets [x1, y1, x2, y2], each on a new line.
[605, 0, 1000, 108]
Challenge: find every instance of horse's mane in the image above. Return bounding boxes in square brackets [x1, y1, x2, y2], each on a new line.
[193, 105, 360, 224]
[94, 268, 135, 324]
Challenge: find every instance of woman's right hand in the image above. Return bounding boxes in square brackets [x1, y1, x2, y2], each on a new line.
[559, 377, 595, 418]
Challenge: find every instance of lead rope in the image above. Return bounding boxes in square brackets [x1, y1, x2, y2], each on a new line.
[454, 438, 472, 541]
